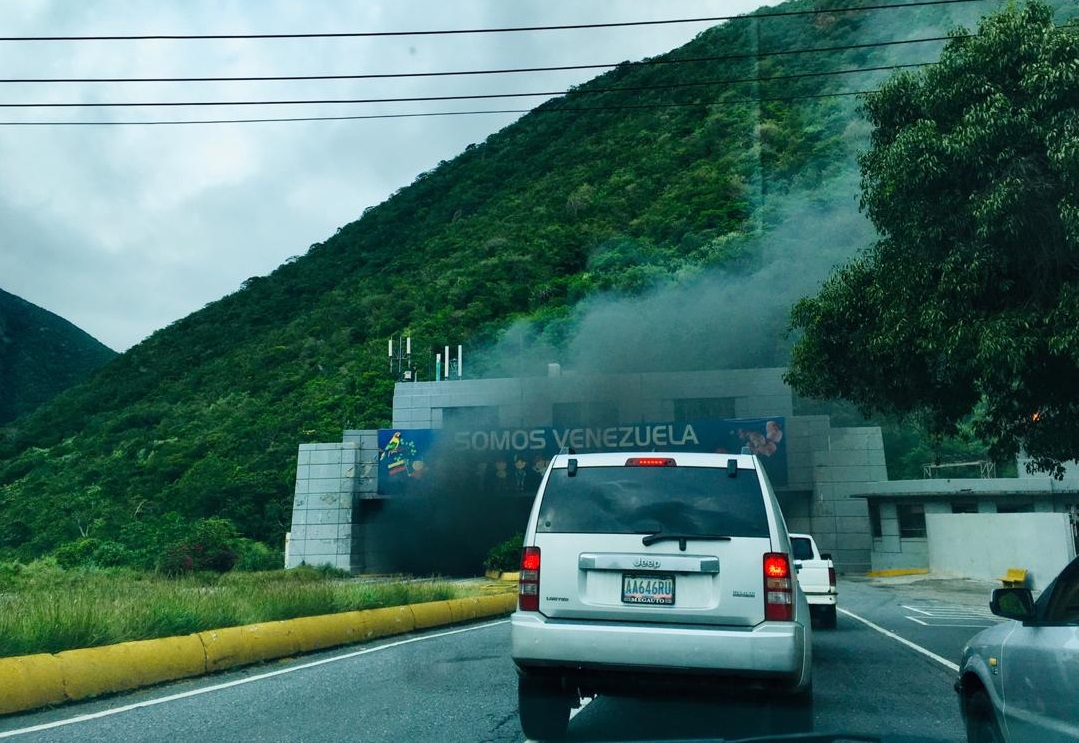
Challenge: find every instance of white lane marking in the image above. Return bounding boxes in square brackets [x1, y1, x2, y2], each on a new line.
[904, 616, 992, 628]
[0, 619, 510, 739]
[839, 608, 960, 673]
[904, 605, 934, 616]
[523, 695, 594, 743]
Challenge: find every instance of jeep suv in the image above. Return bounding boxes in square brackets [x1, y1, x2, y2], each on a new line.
[510, 451, 812, 739]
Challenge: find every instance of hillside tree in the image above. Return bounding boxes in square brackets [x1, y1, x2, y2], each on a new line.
[786, 1, 1079, 475]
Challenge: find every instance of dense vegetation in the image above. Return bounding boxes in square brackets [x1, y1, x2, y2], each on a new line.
[0, 288, 116, 425]
[1, 0, 1047, 564]
[788, 2, 1079, 475]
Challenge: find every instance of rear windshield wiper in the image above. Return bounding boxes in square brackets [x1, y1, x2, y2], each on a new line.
[641, 532, 733, 550]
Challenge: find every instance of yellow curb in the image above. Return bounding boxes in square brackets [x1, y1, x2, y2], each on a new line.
[0, 596, 514, 718]
[483, 570, 521, 582]
[410, 600, 454, 630]
[288, 611, 368, 653]
[866, 568, 931, 577]
[361, 604, 417, 641]
[0, 653, 67, 716]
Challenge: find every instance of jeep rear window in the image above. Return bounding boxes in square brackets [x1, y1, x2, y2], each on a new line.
[536, 465, 769, 537]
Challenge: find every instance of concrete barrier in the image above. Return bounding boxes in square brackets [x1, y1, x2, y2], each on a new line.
[0, 653, 67, 716]
[0, 593, 516, 717]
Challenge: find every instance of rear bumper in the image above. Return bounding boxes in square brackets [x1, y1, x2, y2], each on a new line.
[510, 611, 810, 690]
[804, 592, 837, 606]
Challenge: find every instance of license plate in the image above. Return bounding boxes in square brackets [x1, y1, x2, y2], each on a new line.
[621, 573, 675, 605]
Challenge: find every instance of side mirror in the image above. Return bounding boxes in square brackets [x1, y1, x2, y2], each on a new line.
[821, 553, 833, 561]
[990, 587, 1035, 622]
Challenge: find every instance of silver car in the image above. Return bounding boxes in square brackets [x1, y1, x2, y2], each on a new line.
[510, 451, 812, 740]
[957, 555, 1079, 742]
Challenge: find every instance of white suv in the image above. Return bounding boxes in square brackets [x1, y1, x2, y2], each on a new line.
[510, 451, 813, 740]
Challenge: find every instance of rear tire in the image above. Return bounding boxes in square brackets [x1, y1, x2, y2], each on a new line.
[819, 605, 837, 629]
[966, 690, 1004, 743]
[518, 674, 572, 741]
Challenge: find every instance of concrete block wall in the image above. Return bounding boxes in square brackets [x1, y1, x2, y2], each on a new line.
[286, 442, 364, 571]
[810, 426, 887, 574]
[392, 368, 795, 431]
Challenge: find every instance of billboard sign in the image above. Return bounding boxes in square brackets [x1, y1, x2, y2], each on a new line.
[377, 417, 787, 496]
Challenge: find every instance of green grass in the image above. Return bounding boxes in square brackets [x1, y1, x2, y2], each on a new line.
[0, 559, 461, 658]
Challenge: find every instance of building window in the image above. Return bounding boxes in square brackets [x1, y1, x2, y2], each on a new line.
[997, 502, 1035, 514]
[441, 406, 498, 428]
[951, 502, 978, 514]
[552, 401, 618, 428]
[868, 501, 882, 538]
[897, 504, 927, 539]
[673, 397, 736, 422]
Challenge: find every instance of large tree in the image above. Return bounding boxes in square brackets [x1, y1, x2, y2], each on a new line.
[786, 1, 1079, 475]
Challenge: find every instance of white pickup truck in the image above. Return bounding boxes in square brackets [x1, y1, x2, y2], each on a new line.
[790, 533, 837, 628]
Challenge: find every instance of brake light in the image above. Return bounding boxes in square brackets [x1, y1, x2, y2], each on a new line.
[625, 457, 676, 467]
[764, 552, 793, 621]
[519, 546, 541, 612]
[828, 565, 836, 589]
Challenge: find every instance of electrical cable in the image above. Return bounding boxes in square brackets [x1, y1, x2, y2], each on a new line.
[0, 35, 963, 84]
[0, 90, 879, 126]
[0, 0, 990, 41]
[0, 62, 933, 108]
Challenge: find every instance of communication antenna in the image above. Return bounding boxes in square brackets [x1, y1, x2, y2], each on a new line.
[388, 333, 413, 381]
[436, 343, 464, 381]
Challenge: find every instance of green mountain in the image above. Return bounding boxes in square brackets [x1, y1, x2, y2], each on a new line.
[0, 0, 1053, 563]
[0, 289, 116, 426]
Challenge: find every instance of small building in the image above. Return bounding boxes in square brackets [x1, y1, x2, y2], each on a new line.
[285, 365, 1078, 582]
[855, 478, 1079, 587]
[286, 367, 887, 575]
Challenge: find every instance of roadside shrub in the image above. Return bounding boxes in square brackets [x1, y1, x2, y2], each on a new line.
[483, 532, 524, 573]
[0, 560, 23, 591]
[159, 517, 239, 576]
[90, 541, 134, 568]
[55, 538, 135, 569]
[233, 539, 283, 572]
[53, 538, 102, 570]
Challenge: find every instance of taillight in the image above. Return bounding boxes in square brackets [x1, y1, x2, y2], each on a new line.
[519, 546, 541, 612]
[828, 565, 836, 589]
[625, 457, 676, 467]
[764, 552, 793, 621]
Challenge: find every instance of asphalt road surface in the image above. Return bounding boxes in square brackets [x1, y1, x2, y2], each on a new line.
[0, 576, 1001, 743]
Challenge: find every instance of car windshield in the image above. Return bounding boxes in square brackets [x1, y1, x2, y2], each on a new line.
[535, 465, 769, 537]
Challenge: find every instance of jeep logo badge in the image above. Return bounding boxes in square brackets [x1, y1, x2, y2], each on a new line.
[633, 558, 662, 569]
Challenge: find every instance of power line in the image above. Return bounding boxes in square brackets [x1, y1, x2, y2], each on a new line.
[0, 90, 878, 126]
[0, 0, 989, 42]
[0, 62, 933, 108]
[0, 35, 962, 84]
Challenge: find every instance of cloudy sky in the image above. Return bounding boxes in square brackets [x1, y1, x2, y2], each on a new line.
[0, 1, 784, 352]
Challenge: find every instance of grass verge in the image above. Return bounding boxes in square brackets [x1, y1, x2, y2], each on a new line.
[0, 560, 464, 658]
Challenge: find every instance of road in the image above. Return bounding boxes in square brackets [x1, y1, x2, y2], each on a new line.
[0, 576, 1001, 743]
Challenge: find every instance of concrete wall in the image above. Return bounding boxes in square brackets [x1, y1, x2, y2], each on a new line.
[286, 438, 377, 571]
[927, 512, 1077, 589]
[808, 427, 887, 574]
